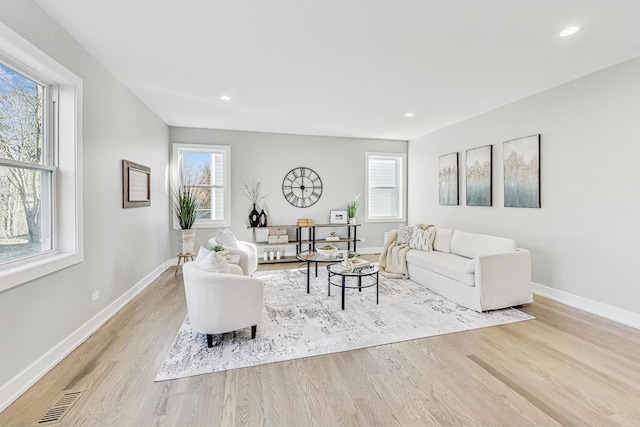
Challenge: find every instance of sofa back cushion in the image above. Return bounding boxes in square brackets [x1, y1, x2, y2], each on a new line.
[450, 230, 517, 259]
[433, 228, 454, 253]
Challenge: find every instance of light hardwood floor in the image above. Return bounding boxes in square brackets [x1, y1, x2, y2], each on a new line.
[2, 258, 640, 426]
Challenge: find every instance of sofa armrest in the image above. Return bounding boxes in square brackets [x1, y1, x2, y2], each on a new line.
[474, 249, 533, 310]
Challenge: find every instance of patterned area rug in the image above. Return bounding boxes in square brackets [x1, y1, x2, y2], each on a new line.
[156, 268, 533, 381]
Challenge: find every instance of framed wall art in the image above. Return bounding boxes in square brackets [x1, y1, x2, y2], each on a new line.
[439, 152, 459, 205]
[330, 210, 348, 224]
[503, 134, 540, 208]
[465, 145, 492, 206]
[122, 159, 151, 208]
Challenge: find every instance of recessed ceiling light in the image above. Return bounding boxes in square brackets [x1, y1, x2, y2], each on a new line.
[220, 95, 231, 101]
[559, 26, 580, 37]
[404, 112, 415, 117]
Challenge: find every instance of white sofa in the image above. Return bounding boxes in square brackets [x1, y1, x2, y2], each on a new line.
[403, 228, 533, 312]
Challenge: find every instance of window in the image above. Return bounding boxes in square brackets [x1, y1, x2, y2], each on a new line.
[0, 22, 82, 292]
[173, 144, 230, 228]
[365, 152, 406, 222]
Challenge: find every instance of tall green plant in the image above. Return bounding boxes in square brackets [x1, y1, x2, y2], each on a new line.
[347, 193, 360, 218]
[172, 184, 200, 229]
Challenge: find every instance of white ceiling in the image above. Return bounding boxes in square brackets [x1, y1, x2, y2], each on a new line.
[34, 0, 640, 141]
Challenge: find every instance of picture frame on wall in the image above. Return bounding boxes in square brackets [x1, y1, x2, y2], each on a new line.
[330, 210, 348, 224]
[503, 134, 541, 208]
[122, 159, 151, 208]
[465, 145, 492, 206]
[439, 152, 459, 205]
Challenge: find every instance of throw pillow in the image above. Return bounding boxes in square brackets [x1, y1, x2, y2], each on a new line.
[194, 249, 231, 273]
[216, 228, 238, 249]
[195, 246, 210, 263]
[410, 227, 436, 251]
[396, 225, 414, 245]
[433, 228, 454, 253]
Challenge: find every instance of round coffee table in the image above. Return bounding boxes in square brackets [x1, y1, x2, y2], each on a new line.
[327, 262, 379, 310]
[296, 251, 346, 293]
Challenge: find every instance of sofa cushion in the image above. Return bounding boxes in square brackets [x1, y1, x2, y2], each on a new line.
[406, 250, 475, 287]
[396, 225, 413, 245]
[433, 228, 454, 253]
[410, 226, 436, 251]
[450, 230, 517, 259]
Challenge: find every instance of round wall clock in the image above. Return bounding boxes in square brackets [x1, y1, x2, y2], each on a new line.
[282, 167, 323, 208]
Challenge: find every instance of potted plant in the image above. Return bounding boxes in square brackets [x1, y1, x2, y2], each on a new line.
[172, 183, 200, 254]
[347, 194, 360, 224]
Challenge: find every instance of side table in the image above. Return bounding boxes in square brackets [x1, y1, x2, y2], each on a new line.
[175, 253, 195, 276]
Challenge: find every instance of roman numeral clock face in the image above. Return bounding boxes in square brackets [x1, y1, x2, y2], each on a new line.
[282, 167, 323, 208]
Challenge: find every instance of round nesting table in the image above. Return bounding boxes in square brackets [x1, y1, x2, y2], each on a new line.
[327, 263, 379, 310]
[296, 251, 346, 293]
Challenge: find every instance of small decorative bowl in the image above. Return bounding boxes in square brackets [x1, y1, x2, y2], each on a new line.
[316, 245, 338, 258]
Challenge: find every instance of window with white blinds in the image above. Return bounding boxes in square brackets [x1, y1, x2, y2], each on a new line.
[365, 152, 406, 222]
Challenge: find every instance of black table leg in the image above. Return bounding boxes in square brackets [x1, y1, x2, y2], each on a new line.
[341, 275, 346, 310]
[358, 276, 362, 292]
[328, 271, 331, 296]
[306, 260, 310, 293]
[376, 271, 379, 304]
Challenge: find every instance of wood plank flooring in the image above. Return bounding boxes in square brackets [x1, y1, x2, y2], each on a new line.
[1, 258, 640, 426]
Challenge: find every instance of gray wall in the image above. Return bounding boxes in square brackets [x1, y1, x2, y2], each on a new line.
[0, 1, 170, 388]
[170, 127, 407, 254]
[408, 56, 640, 317]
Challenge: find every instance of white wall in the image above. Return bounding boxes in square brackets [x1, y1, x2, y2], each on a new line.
[408, 56, 640, 318]
[170, 127, 407, 254]
[0, 0, 170, 405]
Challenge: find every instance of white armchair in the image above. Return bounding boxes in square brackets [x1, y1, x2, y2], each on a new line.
[183, 262, 264, 347]
[208, 237, 258, 276]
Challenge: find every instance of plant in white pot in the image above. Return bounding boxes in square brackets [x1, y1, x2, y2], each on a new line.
[172, 183, 200, 254]
[347, 194, 360, 224]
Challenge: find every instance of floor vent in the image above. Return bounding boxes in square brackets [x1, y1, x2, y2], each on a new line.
[36, 389, 84, 425]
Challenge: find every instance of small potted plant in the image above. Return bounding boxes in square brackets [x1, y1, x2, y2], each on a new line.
[171, 182, 201, 254]
[347, 194, 360, 224]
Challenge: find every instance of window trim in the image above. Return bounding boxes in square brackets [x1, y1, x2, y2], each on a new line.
[0, 21, 83, 292]
[365, 152, 406, 223]
[172, 143, 231, 229]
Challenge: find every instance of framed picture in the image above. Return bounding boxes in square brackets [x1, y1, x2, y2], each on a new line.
[439, 152, 459, 205]
[504, 134, 540, 208]
[122, 159, 151, 208]
[330, 210, 348, 224]
[466, 145, 492, 206]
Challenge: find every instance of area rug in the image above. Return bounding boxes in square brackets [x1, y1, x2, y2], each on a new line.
[156, 268, 533, 381]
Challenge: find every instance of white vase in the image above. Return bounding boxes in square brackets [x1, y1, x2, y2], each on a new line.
[348, 217, 357, 224]
[179, 229, 196, 254]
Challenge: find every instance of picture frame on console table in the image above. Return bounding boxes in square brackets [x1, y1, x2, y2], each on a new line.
[330, 210, 348, 224]
[503, 134, 540, 208]
[122, 159, 151, 208]
[439, 152, 459, 205]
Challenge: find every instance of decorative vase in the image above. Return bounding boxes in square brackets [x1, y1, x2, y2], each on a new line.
[348, 217, 357, 224]
[258, 210, 268, 227]
[179, 229, 196, 254]
[249, 204, 260, 227]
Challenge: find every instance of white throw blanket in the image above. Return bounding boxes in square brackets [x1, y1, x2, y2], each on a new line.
[378, 224, 433, 279]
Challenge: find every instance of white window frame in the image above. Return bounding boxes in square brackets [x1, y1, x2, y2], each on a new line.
[0, 22, 83, 292]
[365, 152, 406, 223]
[172, 143, 231, 228]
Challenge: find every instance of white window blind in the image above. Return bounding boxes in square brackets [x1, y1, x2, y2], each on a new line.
[366, 153, 405, 222]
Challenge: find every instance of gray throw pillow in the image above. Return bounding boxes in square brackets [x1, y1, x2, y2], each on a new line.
[396, 225, 413, 245]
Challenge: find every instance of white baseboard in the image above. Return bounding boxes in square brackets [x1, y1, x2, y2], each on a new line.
[532, 282, 640, 330]
[0, 259, 174, 413]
